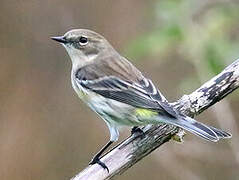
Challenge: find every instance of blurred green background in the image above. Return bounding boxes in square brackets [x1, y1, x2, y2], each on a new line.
[0, 0, 239, 179]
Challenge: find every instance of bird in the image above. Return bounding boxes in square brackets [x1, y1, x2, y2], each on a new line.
[51, 29, 231, 171]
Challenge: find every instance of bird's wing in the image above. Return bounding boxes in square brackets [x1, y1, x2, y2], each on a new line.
[76, 75, 178, 117]
[76, 74, 230, 142]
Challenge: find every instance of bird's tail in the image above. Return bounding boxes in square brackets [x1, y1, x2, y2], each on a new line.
[157, 114, 231, 142]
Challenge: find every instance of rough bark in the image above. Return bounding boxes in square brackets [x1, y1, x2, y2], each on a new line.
[71, 59, 239, 180]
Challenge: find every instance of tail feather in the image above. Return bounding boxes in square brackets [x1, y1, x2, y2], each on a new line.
[157, 114, 231, 142]
[174, 117, 219, 142]
[209, 126, 232, 139]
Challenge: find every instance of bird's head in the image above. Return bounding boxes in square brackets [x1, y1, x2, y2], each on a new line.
[51, 29, 113, 68]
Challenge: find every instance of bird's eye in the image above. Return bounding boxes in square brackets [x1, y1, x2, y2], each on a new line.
[79, 36, 88, 46]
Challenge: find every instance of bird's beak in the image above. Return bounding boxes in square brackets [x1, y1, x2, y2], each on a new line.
[51, 36, 67, 43]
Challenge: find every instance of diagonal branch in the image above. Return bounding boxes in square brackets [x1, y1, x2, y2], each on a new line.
[71, 59, 239, 180]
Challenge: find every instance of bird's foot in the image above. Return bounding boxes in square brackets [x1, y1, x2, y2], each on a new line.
[89, 156, 109, 173]
[131, 126, 145, 137]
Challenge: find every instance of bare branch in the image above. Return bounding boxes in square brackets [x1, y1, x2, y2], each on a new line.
[173, 59, 239, 116]
[71, 59, 239, 180]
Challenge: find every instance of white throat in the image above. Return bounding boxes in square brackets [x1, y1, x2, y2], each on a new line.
[63, 44, 95, 70]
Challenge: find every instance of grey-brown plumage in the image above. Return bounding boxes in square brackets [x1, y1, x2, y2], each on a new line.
[51, 29, 231, 171]
[76, 55, 144, 82]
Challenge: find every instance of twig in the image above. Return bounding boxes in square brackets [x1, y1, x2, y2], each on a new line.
[71, 59, 239, 180]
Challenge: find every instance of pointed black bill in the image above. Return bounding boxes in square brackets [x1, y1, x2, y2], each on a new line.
[51, 36, 67, 43]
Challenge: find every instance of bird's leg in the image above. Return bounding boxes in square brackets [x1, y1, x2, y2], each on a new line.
[89, 140, 113, 172]
[131, 126, 145, 136]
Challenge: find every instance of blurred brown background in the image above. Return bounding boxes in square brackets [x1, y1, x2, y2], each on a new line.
[0, 0, 239, 180]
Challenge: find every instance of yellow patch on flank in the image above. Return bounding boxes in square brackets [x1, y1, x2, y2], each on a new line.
[135, 108, 158, 117]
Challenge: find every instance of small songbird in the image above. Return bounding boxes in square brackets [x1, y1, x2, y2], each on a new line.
[51, 29, 231, 171]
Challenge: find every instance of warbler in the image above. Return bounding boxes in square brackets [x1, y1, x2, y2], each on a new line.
[51, 29, 231, 171]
